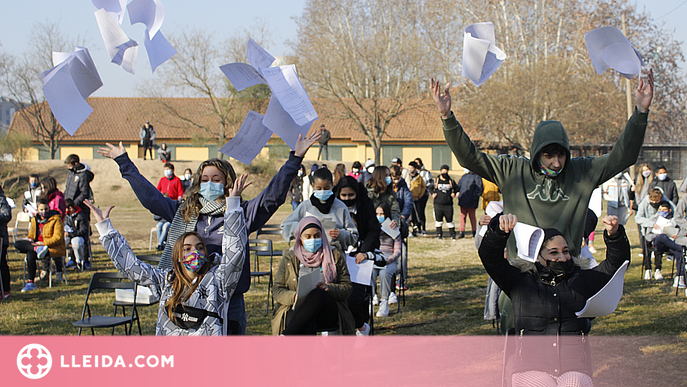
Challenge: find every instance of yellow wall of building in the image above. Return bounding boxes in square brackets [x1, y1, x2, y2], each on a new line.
[304, 147, 319, 160]
[340, 147, 358, 162]
[23, 147, 40, 161]
[451, 154, 463, 172]
[403, 147, 432, 170]
[60, 146, 93, 161]
[176, 147, 209, 161]
[126, 144, 139, 156]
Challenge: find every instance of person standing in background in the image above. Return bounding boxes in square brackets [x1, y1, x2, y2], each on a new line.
[317, 124, 331, 161]
[139, 121, 156, 160]
[432, 165, 459, 240]
[649, 165, 679, 205]
[181, 168, 193, 193]
[289, 165, 306, 211]
[602, 172, 633, 225]
[407, 161, 427, 236]
[456, 169, 483, 238]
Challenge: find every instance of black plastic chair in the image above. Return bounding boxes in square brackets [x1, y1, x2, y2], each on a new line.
[249, 239, 274, 316]
[73, 272, 140, 336]
[112, 255, 162, 334]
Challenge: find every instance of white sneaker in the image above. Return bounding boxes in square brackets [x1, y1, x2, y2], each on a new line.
[388, 292, 398, 304]
[356, 322, 370, 336]
[638, 253, 644, 258]
[644, 270, 651, 280]
[588, 245, 597, 254]
[674, 276, 686, 288]
[376, 301, 389, 317]
[654, 269, 664, 280]
[372, 294, 379, 305]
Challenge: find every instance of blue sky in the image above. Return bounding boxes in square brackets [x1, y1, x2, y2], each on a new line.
[1, 0, 684, 97]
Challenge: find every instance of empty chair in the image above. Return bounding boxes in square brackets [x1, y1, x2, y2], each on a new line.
[249, 239, 274, 316]
[73, 272, 140, 336]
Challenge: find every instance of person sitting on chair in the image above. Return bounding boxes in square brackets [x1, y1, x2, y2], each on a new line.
[479, 213, 629, 387]
[17, 198, 66, 292]
[85, 174, 249, 336]
[650, 201, 687, 288]
[271, 216, 355, 335]
[64, 199, 91, 270]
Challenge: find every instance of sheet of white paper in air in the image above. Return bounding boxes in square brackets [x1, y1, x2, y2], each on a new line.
[143, 29, 177, 72]
[127, 0, 165, 39]
[479, 201, 504, 237]
[512, 222, 544, 262]
[462, 22, 507, 87]
[294, 269, 324, 309]
[246, 37, 275, 69]
[260, 65, 318, 126]
[345, 255, 374, 286]
[41, 60, 95, 136]
[219, 111, 273, 165]
[51, 47, 103, 99]
[262, 97, 314, 150]
[92, 0, 128, 24]
[381, 218, 400, 240]
[219, 63, 266, 92]
[94, 9, 138, 74]
[576, 260, 629, 318]
[584, 26, 643, 79]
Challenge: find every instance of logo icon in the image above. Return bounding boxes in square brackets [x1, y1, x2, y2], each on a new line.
[17, 344, 52, 380]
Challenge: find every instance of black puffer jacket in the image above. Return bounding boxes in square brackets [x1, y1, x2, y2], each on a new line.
[478, 215, 629, 377]
[64, 163, 94, 213]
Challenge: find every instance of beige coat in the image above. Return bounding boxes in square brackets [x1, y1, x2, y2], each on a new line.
[271, 248, 355, 335]
[28, 213, 66, 258]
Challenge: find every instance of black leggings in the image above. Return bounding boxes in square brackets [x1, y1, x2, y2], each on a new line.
[15, 239, 62, 281]
[283, 288, 339, 335]
[347, 283, 370, 329]
[1, 244, 9, 293]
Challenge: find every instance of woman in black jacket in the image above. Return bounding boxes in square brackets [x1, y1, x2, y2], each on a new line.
[479, 213, 629, 387]
[335, 176, 381, 335]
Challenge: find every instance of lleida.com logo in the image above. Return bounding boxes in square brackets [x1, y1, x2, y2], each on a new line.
[17, 344, 52, 380]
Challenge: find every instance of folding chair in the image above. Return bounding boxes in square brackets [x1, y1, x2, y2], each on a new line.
[149, 227, 157, 251]
[249, 239, 274, 316]
[669, 246, 687, 296]
[112, 255, 161, 335]
[73, 272, 140, 335]
[10, 212, 32, 243]
[22, 255, 68, 288]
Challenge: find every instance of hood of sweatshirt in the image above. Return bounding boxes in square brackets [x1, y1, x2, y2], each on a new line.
[529, 120, 571, 173]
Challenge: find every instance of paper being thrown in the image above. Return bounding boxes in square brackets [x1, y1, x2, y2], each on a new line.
[584, 26, 643, 79]
[127, 0, 176, 72]
[576, 260, 629, 318]
[40, 47, 103, 136]
[94, 8, 138, 74]
[462, 22, 507, 87]
[92, 0, 128, 24]
[219, 111, 273, 165]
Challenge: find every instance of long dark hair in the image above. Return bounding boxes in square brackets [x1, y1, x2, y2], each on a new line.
[40, 176, 58, 199]
[334, 176, 371, 208]
[366, 166, 392, 194]
[166, 232, 212, 324]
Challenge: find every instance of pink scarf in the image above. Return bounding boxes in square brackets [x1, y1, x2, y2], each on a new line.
[293, 216, 337, 284]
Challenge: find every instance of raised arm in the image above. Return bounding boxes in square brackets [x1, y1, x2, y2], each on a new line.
[478, 214, 522, 295]
[587, 216, 630, 296]
[217, 175, 249, 301]
[98, 142, 179, 222]
[86, 200, 165, 296]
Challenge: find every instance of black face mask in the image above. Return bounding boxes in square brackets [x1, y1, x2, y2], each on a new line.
[547, 259, 575, 277]
[441, 173, 450, 180]
[650, 202, 661, 209]
[341, 198, 357, 208]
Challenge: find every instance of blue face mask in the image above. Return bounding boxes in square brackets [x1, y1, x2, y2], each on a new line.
[302, 238, 322, 253]
[30, 182, 38, 189]
[199, 181, 225, 201]
[313, 190, 333, 201]
[658, 211, 671, 218]
[385, 176, 392, 185]
[376, 215, 386, 223]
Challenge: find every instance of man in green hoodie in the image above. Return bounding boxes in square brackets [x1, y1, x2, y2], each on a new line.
[430, 71, 654, 265]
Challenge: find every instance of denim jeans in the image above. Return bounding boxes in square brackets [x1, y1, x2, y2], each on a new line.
[156, 221, 171, 246]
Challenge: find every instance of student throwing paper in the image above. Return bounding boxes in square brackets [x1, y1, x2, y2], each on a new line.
[431, 72, 653, 265]
[479, 214, 629, 386]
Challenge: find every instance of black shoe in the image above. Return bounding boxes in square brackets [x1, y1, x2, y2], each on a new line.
[436, 227, 443, 240]
[156, 244, 164, 251]
[471, 230, 476, 238]
[449, 228, 456, 240]
[457, 231, 465, 239]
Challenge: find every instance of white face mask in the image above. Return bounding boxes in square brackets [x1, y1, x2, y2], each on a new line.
[657, 173, 667, 181]
[298, 170, 304, 177]
[185, 173, 192, 180]
[164, 169, 173, 178]
[463, 168, 470, 174]
[642, 170, 652, 178]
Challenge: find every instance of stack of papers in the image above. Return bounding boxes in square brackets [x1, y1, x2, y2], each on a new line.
[512, 222, 544, 262]
[115, 286, 159, 304]
[462, 22, 507, 87]
[220, 38, 318, 161]
[40, 47, 103, 135]
[576, 261, 629, 318]
[345, 255, 374, 286]
[584, 26, 643, 79]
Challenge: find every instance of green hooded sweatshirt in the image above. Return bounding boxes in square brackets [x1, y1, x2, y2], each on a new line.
[443, 108, 648, 258]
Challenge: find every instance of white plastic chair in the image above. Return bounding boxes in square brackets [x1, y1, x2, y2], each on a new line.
[11, 212, 32, 243]
[148, 227, 156, 250]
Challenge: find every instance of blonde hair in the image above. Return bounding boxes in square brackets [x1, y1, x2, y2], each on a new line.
[635, 163, 653, 196]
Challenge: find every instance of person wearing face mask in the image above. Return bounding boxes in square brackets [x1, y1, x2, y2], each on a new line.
[432, 165, 459, 240]
[407, 161, 427, 236]
[86, 175, 248, 336]
[64, 199, 91, 270]
[334, 176, 381, 335]
[648, 165, 679, 205]
[302, 163, 319, 202]
[18, 198, 66, 292]
[650, 202, 687, 289]
[158, 142, 171, 164]
[635, 188, 675, 280]
[181, 168, 193, 193]
[157, 163, 184, 201]
[272, 216, 355, 335]
[371, 202, 401, 318]
[98, 132, 320, 334]
[479, 213, 629, 387]
[281, 168, 358, 250]
[347, 161, 364, 184]
[362, 159, 376, 184]
[601, 171, 633, 225]
[289, 165, 307, 211]
[22, 174, 42, 215]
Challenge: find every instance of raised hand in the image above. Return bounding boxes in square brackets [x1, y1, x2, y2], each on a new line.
[228, 174, 252, 197]
[635, 68, 654, 113]
[294, 131, 322, 158]
[84, 199, 114, 223]
[498, 213, 518, 233]
[97, 142, 127, 159]
[430, 78, 452, 119]
[602, 215, 619, 236]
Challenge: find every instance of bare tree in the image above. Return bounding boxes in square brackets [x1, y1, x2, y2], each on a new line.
[292, 0, 444, 163]
[3, 22, 85, 159]
[140, 26, 271, 158]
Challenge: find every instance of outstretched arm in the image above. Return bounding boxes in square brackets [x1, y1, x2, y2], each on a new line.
[217, 174, 250, 302]
[478, 214, 521, 295]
